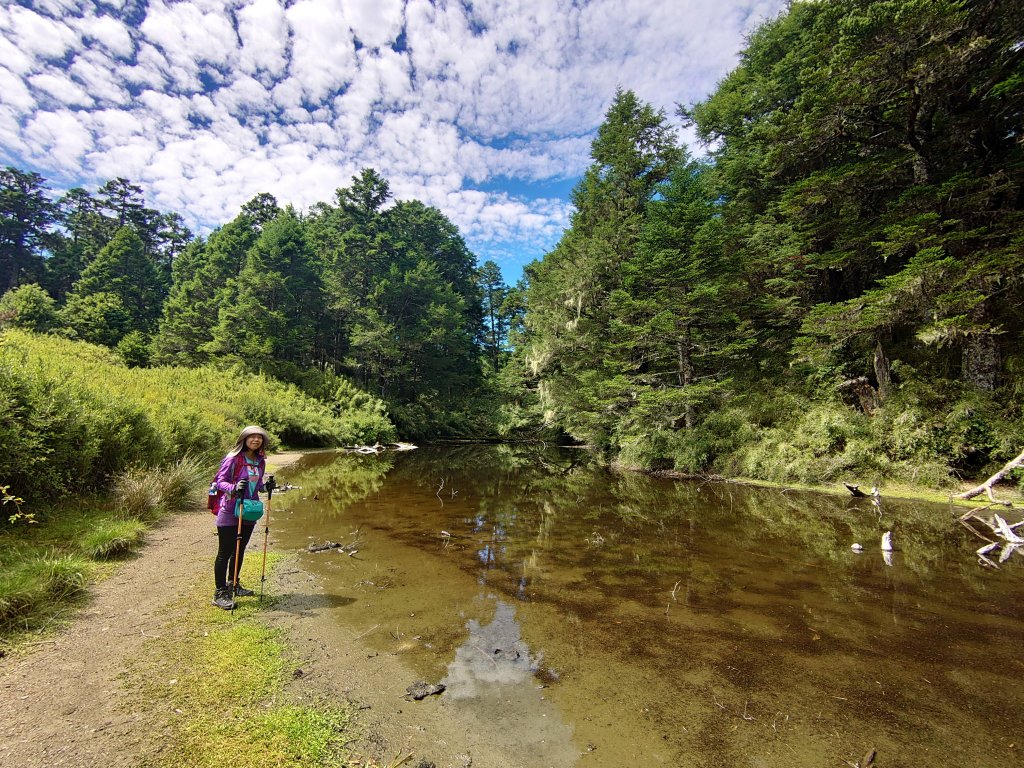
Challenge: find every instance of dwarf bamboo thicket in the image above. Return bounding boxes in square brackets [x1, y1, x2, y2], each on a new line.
[0, 331, 393, 513]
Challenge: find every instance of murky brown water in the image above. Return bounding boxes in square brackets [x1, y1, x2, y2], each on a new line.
[270, 446, 1024, 768]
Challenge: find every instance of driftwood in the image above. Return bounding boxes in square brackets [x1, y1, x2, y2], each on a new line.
[955, 448, 1024, 503]
[307, 541, 343, 552]
[307, 531, 362, 555]
[960, 509, 1024, 568]
[344, 442, 418, 454]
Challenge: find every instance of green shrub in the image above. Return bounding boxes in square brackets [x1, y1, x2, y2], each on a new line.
[733, 402, 883, 484]
[115, 330, 151, 368]
[0, 330, 396, 514]
[0, 284, 57, 332]
[873, 380, 1023, 479]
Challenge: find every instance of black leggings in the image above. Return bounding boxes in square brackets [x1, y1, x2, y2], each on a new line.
[215, 523, 256, 590]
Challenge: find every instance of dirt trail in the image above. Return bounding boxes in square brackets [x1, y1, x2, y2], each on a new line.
[0, 452, 525, 768]
[0, 509, 211, 767]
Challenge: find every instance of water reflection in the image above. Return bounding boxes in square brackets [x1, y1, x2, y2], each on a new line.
[441, 602, 576, 766]
[444, 601, 543, 696]
[271, 445, 1024, 768]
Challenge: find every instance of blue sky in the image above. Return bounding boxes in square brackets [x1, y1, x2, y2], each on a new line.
[0, 0, 785, 283]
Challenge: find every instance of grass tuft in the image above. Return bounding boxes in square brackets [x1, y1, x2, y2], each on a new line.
[155, 454, 209, 513]
[113, 467, 163, 521]
[80, 518, 147, 559]
[0, 551, 91, 629]
[113, 456, 207, 521]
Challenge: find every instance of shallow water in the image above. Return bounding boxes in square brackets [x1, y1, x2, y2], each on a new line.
[270, 445, 1024, 768]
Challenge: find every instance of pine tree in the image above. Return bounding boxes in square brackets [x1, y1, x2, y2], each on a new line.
[611, 159, 751, 438]
[0, 167, 54, 292]
[477, 260, 510, 371]
[690, 0, 1024, 392]
[152, 196, 276, 367]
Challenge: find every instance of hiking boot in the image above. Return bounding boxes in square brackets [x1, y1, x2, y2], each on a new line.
[212, 588, 235, 610]
[232, 583, 255, 597]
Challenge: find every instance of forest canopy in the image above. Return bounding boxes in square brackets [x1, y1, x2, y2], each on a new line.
[2, 0, 1021, 489]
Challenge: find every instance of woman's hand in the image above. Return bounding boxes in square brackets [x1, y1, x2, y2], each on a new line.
[234, 480, 248, 494]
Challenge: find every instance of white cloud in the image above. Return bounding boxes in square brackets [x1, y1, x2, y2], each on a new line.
[0, 35, 34, 75]
[0, 0, 786, 272]
[237, 0, 290, 79]
[71, 52, 131, 104]
[29, 72, 95, 107]
[74, 13, 134, 58]
[346, 0, 404, 50]
[2, 5, 79, 61]
[0, 66, 35, 111]
[285, 0, 357, 102]
[24, 109, 92, 170]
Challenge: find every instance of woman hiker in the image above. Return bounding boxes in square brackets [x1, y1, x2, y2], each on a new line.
[211, 425, 276, 609]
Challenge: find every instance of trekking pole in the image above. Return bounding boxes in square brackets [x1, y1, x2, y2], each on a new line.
[230, 490, 244, 609]
[259, 475, 274, 602]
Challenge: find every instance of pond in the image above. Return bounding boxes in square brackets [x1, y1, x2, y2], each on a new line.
[269, 445, 1023, 768]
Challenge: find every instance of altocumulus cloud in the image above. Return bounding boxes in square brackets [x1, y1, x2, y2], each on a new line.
[0, 0, 783, 273]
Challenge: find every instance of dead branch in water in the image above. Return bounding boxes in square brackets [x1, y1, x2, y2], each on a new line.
[956, 448, 1024, 504]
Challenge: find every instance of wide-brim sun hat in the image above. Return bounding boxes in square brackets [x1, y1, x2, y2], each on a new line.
[236, 425, 271, 453]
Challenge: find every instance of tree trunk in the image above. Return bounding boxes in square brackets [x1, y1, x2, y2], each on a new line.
[677, 325, 694, 429]
[962, 334, 999, 391]
[873, 340, 892, 403]
[962, 302, 999, 390]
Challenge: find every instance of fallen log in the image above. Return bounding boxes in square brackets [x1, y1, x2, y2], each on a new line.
[956, 448, 1024, 503]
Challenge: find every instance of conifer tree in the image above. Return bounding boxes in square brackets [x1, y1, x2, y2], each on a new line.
[611, 159, 750, 438]
[205, 209, 320, 379]
[64, 227, 164, 341]
[525, 90, 681, 444]
[0, 167, 54, 291]
[152, 195, 277, 366]
[477, 260, 510, 371]
[690, 0, 1024, 391]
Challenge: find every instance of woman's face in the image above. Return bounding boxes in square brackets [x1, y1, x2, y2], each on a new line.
[245, 435, 264, 452]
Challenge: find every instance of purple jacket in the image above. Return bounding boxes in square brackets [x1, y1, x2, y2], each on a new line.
[213, 452, 266, 527]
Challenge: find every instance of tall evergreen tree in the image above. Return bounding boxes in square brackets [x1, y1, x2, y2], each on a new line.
[689, 0, 1024, 392]
[152, 195, 277, 366]
[205, 208, 320, 379]
[610, 159, 750, 439]
[477, 260, 510, 371]
[525, 89, 682, 444]
[307, 169, 395, 376]
[0, 167, 54, 292]
[64, 227, 164, 340]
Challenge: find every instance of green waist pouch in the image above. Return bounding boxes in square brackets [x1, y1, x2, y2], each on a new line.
[235, 498, 264, 522]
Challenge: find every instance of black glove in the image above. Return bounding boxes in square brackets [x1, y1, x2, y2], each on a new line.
[234, 479, 247, 494]
[264, 475, 277, 493]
